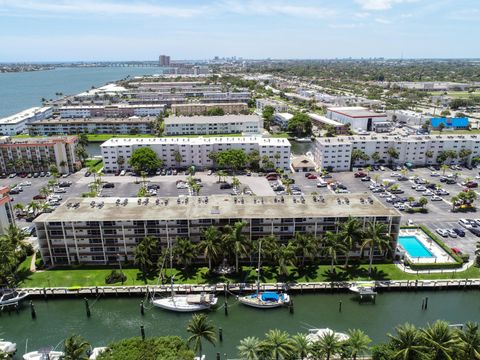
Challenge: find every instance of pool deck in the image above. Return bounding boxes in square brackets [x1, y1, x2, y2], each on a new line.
[398, 229, 456, 264]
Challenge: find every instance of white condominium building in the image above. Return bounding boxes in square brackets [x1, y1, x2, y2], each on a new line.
[101, 136, 291, 172]
[256, 99, 288, 114]
[59, 104, 165, 118]
[163, 115, 262, 136]
[0, 187, 15, 235]
[326, 107, 388, 132]
[0, 107, 52, 135]
[315, 134, 480, 171]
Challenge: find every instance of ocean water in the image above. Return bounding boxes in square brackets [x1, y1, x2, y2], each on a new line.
[0, 66, 164, 117]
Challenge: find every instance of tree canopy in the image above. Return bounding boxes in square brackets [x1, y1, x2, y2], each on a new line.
[287, 113, 312, 137]
[128, 147, 162, 173]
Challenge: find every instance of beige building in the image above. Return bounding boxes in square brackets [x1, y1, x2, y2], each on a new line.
[0, 136, 79, 174]
[34, 194, 401, 266]
[171, 103, 248, 116]
[0, 187, 15, 235]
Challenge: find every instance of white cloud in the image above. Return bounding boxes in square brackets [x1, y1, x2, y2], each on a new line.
[328, 23, 364, 29]
[0, 0, 207, 18]
[375, 17, 392, 24]
[354, 0, 419, 11]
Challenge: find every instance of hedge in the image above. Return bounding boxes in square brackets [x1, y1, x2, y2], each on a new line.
[405, 260, 463, 271]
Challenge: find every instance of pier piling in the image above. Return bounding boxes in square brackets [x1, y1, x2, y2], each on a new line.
[84, 298, 91, 317]
[224, 300, 228, 316]
[289, 299, 294, 314]
[216, 353, 220, 360]
[140, 301, 144, 315]
[339, 300, 342, 313]
[30, 301, 36, 319]
[425, 297, 429, 310]
[141, 325, 145, 340]
[219, 327, 223, 342]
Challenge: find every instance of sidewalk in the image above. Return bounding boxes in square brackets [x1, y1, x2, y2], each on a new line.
[395, 260, 474, 274]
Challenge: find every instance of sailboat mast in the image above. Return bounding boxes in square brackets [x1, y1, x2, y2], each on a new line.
[169, 235, 174, 297]
[257, 240, 261, 293]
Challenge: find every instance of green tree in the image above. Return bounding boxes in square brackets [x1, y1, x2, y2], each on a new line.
[216, 149, 248, 173]
[371, 151, 381, 163]
[186, 314, 217, 357]
[322, 231, 346, 272]
[77, 133, 89, 148]
[216, 170, 228, 183]
[223, 221, 248, 272]
[387, 147, 399, 166]
[293, 232, 318, 266]
[310, 331, 344, 360]
[287, 113, 312, 137]
[345, 329, 372, 360]
[0, 238, 18, 286]
[350, 149, 370, 170]
[388, 323, 426, 360]
[421, 320, 462, 360]
[458, 322, 480, 359]
[173, 238, 197, 270]
[459, 149, 472, 165]
[418, 197, 428, 209]
[339, 216, 363, 267]
[63, 334, 90, 360]
[361, 222, 392, 275]
[237, 336, 263, 360]
[274, 241, 297, 277]
[262, 105, 275, 129]
[198, 226, 221, 271]
[262, 329, 295, 360]
[248, 150, 261, 171]
[134, 236, 158, 281]
[206, 107, 225, 116]
[172, 150, 183, 168]
[128, 147, 162, 173]
[291, 333, 310, 360]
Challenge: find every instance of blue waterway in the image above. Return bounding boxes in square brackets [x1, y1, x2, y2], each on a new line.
[0, 67, 164, 117]
[398, 235, 434, 258]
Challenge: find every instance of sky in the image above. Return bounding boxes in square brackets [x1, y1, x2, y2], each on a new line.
[0, 0, 479, 61]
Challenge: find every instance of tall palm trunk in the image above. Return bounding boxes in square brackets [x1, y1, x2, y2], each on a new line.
[208, 256, 211, 271]
[368, 246, 374, 275]
[235, 254, 239, 273]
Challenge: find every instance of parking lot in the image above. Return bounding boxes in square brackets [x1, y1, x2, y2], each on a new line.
[5, 164, 480, 257]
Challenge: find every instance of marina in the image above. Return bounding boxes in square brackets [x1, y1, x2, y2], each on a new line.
[1, 289, 479, 359]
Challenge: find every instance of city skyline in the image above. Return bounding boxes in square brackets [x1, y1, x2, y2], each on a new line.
[0, 0, 479, 61]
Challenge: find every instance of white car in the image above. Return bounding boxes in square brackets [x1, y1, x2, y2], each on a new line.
[436, 228, 449, 237]
[430, 172, 440, 177]
[120, 170, 126, 176]
[430, 195, 442, 201]
[422, 190, 434, 196]
[19, 181, 32, 186]
[416, 186, 427, 192]
[459, 218, 473, 229]
[390, 172, 400, 177]
[447, 229, 457, 238]
[380, 166, 385, 171]
[53, 188, 67, 193]
[397, 204, 406, 211]
[316, 180, 327, 187]
[207, 170, 213, 175]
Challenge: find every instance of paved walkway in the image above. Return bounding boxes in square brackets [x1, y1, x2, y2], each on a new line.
[30, 252, 37, 272]
[395, 260, 475, 274]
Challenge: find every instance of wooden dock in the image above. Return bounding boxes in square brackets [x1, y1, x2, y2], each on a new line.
[17, 278, 480, 299]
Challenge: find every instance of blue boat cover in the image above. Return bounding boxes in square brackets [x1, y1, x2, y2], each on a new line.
[261, 292, 279, 301]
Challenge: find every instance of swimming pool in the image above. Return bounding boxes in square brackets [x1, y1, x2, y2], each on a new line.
[398, 235, 434, 258]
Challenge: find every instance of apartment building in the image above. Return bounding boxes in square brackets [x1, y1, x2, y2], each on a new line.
[0, 187, 15, 235]
[202, 92, 250, 103]
[273, 113, 293, 129]
[101, 136, 291, 172]
[314, 134, 480, 171]
[0, 136, 78, 174]
[29, 117, 155, 136]
[163, 115, 262, 136]
[59, 104, 165, 118]
[34, 194, 401, 266]
[326, 107, 388, 132]
[308, 113, 348, 135]
[256, 99, 289, 114]
[0, 107, 52, 135]
[171, 103, 248, 116]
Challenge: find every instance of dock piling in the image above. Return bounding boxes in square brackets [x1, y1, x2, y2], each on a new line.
[289, 299, 294, 314]
[219, 327, 223, 342]
[141, 325, 145, 340]
[339, 300, 342, 313]
[30, 301, 36, 319]
[224, 300, 228, 316]
[140, 301, 144, 315]
[84, 298, 91, 317]
[216, 353, 220, 360]
[425, 297, 428, 310]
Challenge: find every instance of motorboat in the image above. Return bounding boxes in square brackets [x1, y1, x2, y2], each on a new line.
[306, 328, 349, 343]
[0, 290, 29, 306]
[238, 240, 290, 309]
[23, 350, 64, 360]
[152, 293, 218, 312]
[89, 347, 108, 360]
[151, 238, 217, 312]
[295, 137, 312, 143]
[0, 339, 17, 355]
[238, 291, 290, 309]
[349, 281, 376, 294]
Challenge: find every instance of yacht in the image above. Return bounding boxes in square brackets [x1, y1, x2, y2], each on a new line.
[151, 239, 217, 312]
[349, 281, 376, 293]
[0, 339, 17, 355]
[238, 240, 290, 309]
[295, 137, 312, 143]
[307, 328, 349, 343]
[89, 347, 108, 359]
[23, 350, 64, 360]
[0, 290, 29, 306]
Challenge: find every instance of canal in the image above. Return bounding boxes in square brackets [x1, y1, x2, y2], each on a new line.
[1, 291, 478, 358]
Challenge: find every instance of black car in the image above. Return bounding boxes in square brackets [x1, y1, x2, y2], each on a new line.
[147, 184, 160, 190]
[9, 188, 20, 195]
[453, 228, 466, 237]
[84, 171, 91, 177]
[102, 182, 115, 189]
[220, 183, 232, 189]
[425, 183, 436, 189]
[470, 228, 480, 237]
[397, 176, 408, 181]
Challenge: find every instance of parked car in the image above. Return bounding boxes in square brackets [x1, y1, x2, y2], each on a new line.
[307, 174, 317, 180]
[85, 171, 91, 177]
[436, 228, 449, 237]
[447, 229, 457, 238]
[207, 170, 213, 176]
[33, 194, 47, 200]
[451, 247, 462, 255]
[53, 188, 66, 194]
[397, 176, 408, 181]
[9, 173, 17, 178]
[361, 176, 371, 182]
[316, 180, 327, 187]
[430, 195, 442, 201]
[220, 183, 232, 189]
[470, 228, 480, 237]
[466, 181, 478, 188]
[147, 184, 160, 190]
[102, 182, 115, 189]
[354, 172, 367, 178]
[453, 228, 465, 237]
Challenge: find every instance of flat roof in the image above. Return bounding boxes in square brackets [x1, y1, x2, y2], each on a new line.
[171, 103, 246, 108]
[0, 107, 42, 125]
[308, 113, 344, 127]
[100, 136, 290, 147]
[164, 114, 261, 125]
[33, 117, 155, 125]
[35, 194, 400, 223]
[327, 107, 386, 118]
[316, 133, 480, 145]
[0, 135, 77, 146]
[60, 104, 165, 110]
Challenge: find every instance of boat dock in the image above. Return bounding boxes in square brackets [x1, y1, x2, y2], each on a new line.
[16, 278, 480, 299]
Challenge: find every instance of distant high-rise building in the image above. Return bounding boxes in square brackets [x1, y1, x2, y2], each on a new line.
[159, 55, 171, 66]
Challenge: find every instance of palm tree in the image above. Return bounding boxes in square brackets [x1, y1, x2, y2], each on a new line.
[1, 225, 28, 254]
[291, 333, 310, 360]
[322, 231, 346, 272]
[274, 241, 297, 277]
[458, 322, 480, 359]
[338, 216, 363, 267]
[421, 320, 462, 360]
[134, 236, 158, 280]
[13, 203, 25, 215]
[262, 329, 295, 360]
[441, 164, 449, 175]
[63, 334, 90, 360]
[232, 176, 241, 190]
[222, 221, 248, 272]
[360, 222, 392, 275]
[173, 150, 183, 168]
[186, 314, 217, 357]
[293, 232, 318, 266]
[173, 237, 197, 270]
[216, 170, 228, 183]
[27, 201, 41, 216]
[237, 336, 263, 360]
[345, 329, 371, 360]
[310, 331, 344, 360]
[388, 323, 426, 360]
[198, 226, 221, 271]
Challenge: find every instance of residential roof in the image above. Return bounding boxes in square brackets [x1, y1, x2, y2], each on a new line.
[308, 113, 344, 127]
[33, 117, 155, 125]
[164, 115, 261, 125]
[100, 136, 290, 147]
[327, 107, 386, 118]
[34, 194, 400, 223]
[291, 155, 316, 169]
[431, 117, 469, 128]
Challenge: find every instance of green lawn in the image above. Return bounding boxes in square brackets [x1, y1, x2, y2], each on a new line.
[429, 91, 478, 99]
[84, 159, 103, 172]
[430, 129, 480, 135]
[17, 263, 480, 288]
[86, 134, 156, 142]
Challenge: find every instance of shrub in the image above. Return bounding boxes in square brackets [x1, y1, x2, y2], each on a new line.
[105, 270, 127, 284]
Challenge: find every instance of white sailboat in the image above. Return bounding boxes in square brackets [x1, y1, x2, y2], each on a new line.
[0, 339, 17, 355]
[306, 328, 349, 343]
[0, 290, 28, 306]
[151, 238, 218, 312]
[238, 240, 290, 309]
[23, 350, 64, 360]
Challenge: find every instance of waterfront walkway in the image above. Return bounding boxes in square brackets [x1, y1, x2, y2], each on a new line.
[19, 278, 480, 298]
[395, 260, 475, 274]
